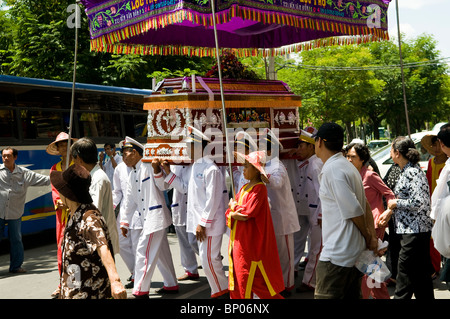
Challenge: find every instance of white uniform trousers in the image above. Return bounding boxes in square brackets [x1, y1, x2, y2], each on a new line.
[198, 235, 228, 297]
[301, 223, 322, 288]
[118, 226, 142, 280]
[276, 233, 295, 291]
[294, 215, 311, 271]
[133, 229, 178, 296]
[175, 225, 199, 276]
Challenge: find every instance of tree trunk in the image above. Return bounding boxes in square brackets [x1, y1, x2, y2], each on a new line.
[344, 121, 353, 144]
[370, 116, 381, 140]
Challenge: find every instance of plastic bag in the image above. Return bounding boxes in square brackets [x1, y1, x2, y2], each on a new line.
[355, 239, 391, 283]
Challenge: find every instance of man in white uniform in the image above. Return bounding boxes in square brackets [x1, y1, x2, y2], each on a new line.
[313, 122, 377, 299]
[112, 137, 144, 288]
[120, 151, 178, 298]
[159, 163, 200, 281]
[71, 137, 120, 256]
[154, 126, 229, 298]
[289, 128, 323, 292]
[284, 147, 311, 275]
[260, 129, 300, 296]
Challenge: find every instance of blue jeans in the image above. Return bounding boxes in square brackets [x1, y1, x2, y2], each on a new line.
[0, 218, 24, 272]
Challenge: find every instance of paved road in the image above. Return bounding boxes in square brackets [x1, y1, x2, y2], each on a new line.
[1, 230, 449, 299]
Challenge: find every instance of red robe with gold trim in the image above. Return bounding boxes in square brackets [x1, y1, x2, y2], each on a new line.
[226, 182, 284, 299]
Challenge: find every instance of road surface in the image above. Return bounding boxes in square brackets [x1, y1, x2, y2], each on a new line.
[1, 230, 449, 300]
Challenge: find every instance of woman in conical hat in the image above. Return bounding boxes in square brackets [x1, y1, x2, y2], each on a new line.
[46, 132, 77, 299]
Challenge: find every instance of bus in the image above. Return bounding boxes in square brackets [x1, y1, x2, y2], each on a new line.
[0, 75, 151, 237]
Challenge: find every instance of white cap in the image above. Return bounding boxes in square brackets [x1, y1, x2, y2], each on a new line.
[123, 136, 144, 153]
[235, 130, 258, 152]
[182, 125, 211, 143]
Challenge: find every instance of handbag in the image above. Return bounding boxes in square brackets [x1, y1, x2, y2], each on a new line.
[432, 194, 450, 258]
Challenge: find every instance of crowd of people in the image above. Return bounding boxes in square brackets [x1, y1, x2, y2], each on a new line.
[1, 121, 449, 300]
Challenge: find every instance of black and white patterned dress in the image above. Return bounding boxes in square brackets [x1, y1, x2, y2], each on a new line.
[60, 203, 113, 299]
[393, 162, 433, 234]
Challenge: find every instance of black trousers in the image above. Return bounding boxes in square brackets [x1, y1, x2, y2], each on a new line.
[394, 231, 435, 299]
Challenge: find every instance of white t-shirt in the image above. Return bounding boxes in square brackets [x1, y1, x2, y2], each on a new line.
[318, 153, 366, 267]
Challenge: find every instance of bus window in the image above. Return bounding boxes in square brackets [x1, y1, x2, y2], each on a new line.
[19, 110, 66, 139]
[78, 112, 122, 138]
[124, 114, 147, 138]
[0, 109, 18, 139]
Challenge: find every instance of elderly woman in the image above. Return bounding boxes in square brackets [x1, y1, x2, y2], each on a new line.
[50, 164, 126, 299]
[345, 142, 395, 299]
[378, 136, 434, 299]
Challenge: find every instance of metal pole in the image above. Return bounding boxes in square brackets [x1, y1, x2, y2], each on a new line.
[210, 0, 236, 198]
[396, 0, 411, 137]
[66, 1, 79, 169]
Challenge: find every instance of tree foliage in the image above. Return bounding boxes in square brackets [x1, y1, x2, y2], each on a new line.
[0, 0, 448, 138]
[274, 35, 449, 139]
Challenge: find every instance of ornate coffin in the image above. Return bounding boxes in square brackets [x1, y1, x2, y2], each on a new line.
[143, 76, 302, 164]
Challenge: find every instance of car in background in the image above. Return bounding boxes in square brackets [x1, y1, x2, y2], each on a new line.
[367, 139, 390, 154]
[432, 122, 447, 133]
[372, 131, 433, 179]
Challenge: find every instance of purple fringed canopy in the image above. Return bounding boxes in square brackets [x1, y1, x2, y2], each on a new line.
[80, 0, 391, 57]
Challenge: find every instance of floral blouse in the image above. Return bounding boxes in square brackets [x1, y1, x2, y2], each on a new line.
[393, 162, 433, 234]
[60, 203, 113, 299]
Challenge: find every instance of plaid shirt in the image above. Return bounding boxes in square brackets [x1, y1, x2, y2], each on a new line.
[0, 164, 50, 220]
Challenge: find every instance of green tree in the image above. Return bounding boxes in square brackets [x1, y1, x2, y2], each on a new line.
[273, 34, 449, 139]
[363, 34, 449, 137]
[279, 45, 384, 141]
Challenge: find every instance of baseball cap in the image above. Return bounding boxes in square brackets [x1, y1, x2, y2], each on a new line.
[313, 122, 344, 142]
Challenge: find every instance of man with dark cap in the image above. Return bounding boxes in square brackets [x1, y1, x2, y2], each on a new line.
[313, 122, 377, 299]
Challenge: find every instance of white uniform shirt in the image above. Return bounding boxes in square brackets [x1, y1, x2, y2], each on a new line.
[164, 165, 191, 227]
[430, 157, 450, 220]
[90, 164, 120, 254]
[318, 152, 366, 267]
[155, 157, 228, 236]
[284, 158, 310, 216]
[120, 161, 172, 235]
[431, 158, 450, 257]
[112, 162, 142, 230]
[304, 155, 323, 223]
[265, 156, 301, 236]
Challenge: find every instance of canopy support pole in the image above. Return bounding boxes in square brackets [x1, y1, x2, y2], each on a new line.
[210, 0, 236, 198]
[66, 0, 80, 169]
[395, 0, 411, 138]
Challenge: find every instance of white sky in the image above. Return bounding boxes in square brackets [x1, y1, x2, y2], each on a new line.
[388, 0, 450, 59]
